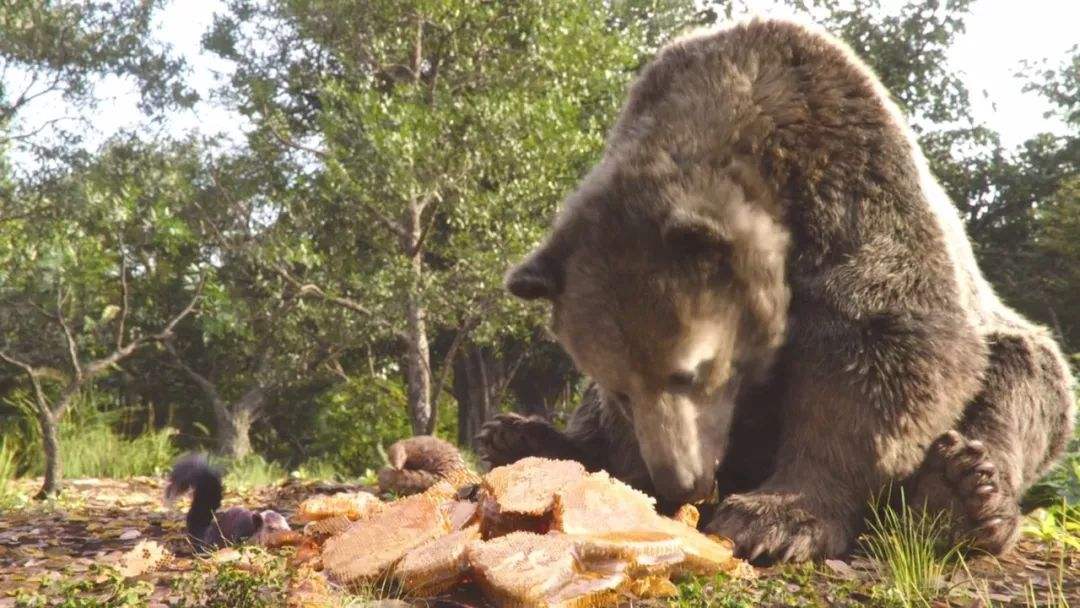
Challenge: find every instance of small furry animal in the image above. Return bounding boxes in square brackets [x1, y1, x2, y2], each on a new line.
[165, 453, 291, 550]
[377, 435, 467, 495]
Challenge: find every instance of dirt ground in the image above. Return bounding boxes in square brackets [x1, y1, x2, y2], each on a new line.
[0, 477, 1076, 607]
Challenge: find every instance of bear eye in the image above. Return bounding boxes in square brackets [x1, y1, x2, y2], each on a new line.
[613, 391, 630, 404]
[667, 370, 697, 392]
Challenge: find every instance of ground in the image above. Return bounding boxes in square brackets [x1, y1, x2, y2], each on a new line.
[0, 477, 1075, 608]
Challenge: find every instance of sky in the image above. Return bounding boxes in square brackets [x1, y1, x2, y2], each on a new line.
[6, 0, 1079, 165]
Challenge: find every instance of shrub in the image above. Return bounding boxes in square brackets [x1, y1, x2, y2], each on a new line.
[1, 388, 177, 480]
[306, 374, 457, 476]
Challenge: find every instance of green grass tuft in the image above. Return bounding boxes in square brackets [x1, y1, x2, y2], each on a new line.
[223, 454, 286, 491]
[54, 423, 177, 479]
[862, 492, 963, 608]
[0, 438, 22, 509]
[1, 388, 178, 481]
[289, 458, 344, 483]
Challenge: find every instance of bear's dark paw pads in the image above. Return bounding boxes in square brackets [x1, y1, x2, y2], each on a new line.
[475, 413, 562, 467]
[930, 430, 1020, 554]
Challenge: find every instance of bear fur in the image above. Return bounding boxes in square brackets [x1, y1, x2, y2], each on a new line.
[479, 18, 1076, 562]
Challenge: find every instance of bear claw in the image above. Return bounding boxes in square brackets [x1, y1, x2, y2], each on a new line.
[476, 413, 571, 467]
[925, 431, 1020, 554]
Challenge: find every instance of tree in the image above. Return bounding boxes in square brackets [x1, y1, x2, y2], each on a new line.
[64, 140, 354, 460]
[161, 150, 352, 458]
[0, 2, 200, 495]
[0, 142, 201, 497]
[0, 0, 193, 171]
[205, 0, 699, 436]
[1020, 47, 1080, 351]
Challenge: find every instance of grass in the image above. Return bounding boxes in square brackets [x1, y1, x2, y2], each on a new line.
[289, 458, 346, 483]
[342, 574, 408, 605]
[861, 493, 964, 608]
[223, 454, 286, 492]
[0, 438, 22, 509]
[52, 422, 177, 479]
[670, 564, 862, 607]
[1, 388, 178, 481]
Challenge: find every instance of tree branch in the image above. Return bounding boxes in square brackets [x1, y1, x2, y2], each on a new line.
[272, 264, 406, 340]
[412, 12, 424, 84]
[116, 249, 129, 351]
[163, 340, 224, 412]
[430, 316, 479, 405]
[261, 107, 328, 161]
[55, 288, 82, 382]
[79, 278, 203, 382]
[409, 191, 443, 257]
[0, 351, 52, 418]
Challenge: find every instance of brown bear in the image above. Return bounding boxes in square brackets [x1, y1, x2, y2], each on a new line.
[477, 18, 1076, 562]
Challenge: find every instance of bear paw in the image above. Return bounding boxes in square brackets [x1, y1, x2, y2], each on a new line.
[924, 430, 1020, 554]
[705, 491, 852, 563]
[475, 413, 575, 467]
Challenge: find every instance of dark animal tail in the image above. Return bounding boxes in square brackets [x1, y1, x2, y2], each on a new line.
[166, 453, 223, 544]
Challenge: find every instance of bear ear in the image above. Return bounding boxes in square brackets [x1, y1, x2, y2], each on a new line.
[505, 250, 563, 301]
[662, 209, 728, 257]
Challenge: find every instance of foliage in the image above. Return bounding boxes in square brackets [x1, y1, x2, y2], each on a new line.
[222, 454, 286, 492]
[288, 458, 344, 483]
[13, 565, 154, 608]
[0, 438, 20, 510]
[1023, 501, 1080, 552]
[861, 493, 963, 608]
[301, 373, 458, 475]
[172, 547, 288, 608]
[0, 389, 38, 477]
[1027, 429, 1080, 509]
[202, 0, 702, 435]
[45, 393, 176, 480]
[671, 564, 862, 607]
[0, 388, 177, 480]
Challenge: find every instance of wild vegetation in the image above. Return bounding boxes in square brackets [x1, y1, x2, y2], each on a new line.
[0, 0, 1077, 605]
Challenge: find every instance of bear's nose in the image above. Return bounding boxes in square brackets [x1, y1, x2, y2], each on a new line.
[651, 465, 716, 505]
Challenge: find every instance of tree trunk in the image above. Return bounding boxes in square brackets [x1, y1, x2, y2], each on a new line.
[405, 296, 433, 435]
[36, 410, 62, 498]
[453, 344, 505, 449]
[403, 199, 433, 435]
[213, 388, 264, 460]
[216, 409, 254, 459]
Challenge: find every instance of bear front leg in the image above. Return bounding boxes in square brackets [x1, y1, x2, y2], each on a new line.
[906, 330, 1075, 555]
[706, 481, 857, 562]
[709, 310, 989, 562]
[476, 412, 586, 467]
[476, 384, 637, 475]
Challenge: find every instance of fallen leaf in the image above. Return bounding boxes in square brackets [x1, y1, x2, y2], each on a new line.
[824, 558, 859, 580]
[211, 547, 242, 563]
[116, 540, 168, 578]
